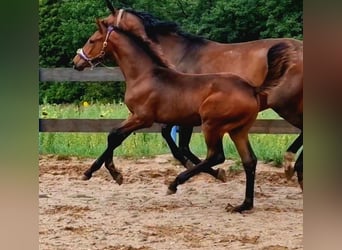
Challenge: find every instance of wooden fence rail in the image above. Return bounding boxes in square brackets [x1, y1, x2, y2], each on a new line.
[39, 68, 300, 134]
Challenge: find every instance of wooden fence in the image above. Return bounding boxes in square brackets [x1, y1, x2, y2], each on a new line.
[39, 67, 300, 134]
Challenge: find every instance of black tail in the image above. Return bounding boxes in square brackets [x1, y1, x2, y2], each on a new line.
[257, 42, 296, 94]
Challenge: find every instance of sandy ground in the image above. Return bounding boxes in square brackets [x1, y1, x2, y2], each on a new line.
[39, 154, 303, 250]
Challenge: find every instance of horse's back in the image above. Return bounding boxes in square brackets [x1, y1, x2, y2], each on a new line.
[190, 38, 297, 86]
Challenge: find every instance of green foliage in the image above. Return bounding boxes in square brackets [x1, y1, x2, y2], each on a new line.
[39, 82, 125, 104]
[39, 0, 302, 103]
[39, 0, 106, 67]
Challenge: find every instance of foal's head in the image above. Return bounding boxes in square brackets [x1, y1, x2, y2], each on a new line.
[73, 19, 114, 71]
[73, 18, 169, 71]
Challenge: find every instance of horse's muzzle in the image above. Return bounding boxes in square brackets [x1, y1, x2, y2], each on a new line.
[73, 63, 85, 71]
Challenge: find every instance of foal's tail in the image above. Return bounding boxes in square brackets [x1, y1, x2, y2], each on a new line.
[256, 42, 297, 94]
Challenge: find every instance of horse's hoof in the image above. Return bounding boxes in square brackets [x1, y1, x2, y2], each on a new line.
[166, 188, 177, 195]
[185, 160, 194, 169]
[299, 180, 303, 191]
[81, 174, 91, 180]
[166, 183, 177, 195]
[225, 202, 253, 213]
[284, 167, 295, 180]
[217, 168, 227, 182]
[114, 173, 123, 185]
[283, 152, 295, 180]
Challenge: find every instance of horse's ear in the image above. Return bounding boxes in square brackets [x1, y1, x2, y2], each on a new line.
[96, 19, 106, 34]
[104, 0, 116, 13]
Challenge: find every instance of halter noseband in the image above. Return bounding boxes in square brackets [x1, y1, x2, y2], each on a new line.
[76, 26, 115, 70]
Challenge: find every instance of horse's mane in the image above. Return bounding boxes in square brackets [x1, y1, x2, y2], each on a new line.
[125, 9, 207, 45]
[112, 26, 169, 68]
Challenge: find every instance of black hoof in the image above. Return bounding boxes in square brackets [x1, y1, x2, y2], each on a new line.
[184, 160, 194, 169]
[217, 168, 227, 182]
[114, 173, 123, 185]
[167, 182, 178, 195]
[225, 201, 253, 213]
[81, 173, 92, 180]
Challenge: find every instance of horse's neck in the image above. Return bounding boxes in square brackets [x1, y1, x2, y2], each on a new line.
[156, 34, 191, 66]
[111, 40, 155, 82]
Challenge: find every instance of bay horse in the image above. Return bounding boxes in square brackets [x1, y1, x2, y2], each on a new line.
[73, 19, 296, 212]
[102, 2, 304, 190]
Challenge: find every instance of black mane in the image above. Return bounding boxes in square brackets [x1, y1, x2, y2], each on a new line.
[125, 9, 207, 45]
[112, 26, 169, 68]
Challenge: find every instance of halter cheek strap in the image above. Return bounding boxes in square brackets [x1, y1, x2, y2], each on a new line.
[116, 9, 124, 27]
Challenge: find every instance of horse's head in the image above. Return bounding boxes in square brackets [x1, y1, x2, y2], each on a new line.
[102, 1, 176, 69]
[103, 0, 147, 40]
[73, 19, 114, 71]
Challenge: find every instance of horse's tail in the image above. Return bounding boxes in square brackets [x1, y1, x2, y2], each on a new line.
[256, 42, 297, 94]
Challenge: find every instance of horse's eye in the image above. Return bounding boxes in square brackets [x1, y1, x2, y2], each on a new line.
[88, 40, 94, 44]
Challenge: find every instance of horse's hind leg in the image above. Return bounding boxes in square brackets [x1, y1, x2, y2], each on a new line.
[179, 126, 226, 182]
[284, 131, 303, 180]
[167, 126, 226, 194]
[226, 130, 257, 213]
[162, 125, 226, 182]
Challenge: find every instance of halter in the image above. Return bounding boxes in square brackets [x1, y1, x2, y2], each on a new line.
[116, 9, 124, 27]
[76, 26, 115, 70]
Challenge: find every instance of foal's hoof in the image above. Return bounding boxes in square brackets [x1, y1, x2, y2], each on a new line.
[114, 173, 123, 185]
[217, 168, 227, 182]
[166, 188, 177, 195]
[225, 202, 253, 213]
[166, 183, 177, 195]
[81, 174, 91, 181]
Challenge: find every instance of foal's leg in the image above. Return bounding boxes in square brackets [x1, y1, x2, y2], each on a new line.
[178, 126, 226, 181]
[284, 131, 303, 180]
[167, 127, 226, 194]
[82, 115, 149, 184]
[82, 128, 131, 183]
[225, 130, 257, 213]
[162, 125, 226, 182]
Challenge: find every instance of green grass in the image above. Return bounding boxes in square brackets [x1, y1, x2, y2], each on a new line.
[39, 102, 297, 165]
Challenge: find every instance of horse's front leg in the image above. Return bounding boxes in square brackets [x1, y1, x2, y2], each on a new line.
[161, 124, 192, 168]
[82, 115, 151, 184]
[178, 126, 200, 165]
[82, 127, 131, 183]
